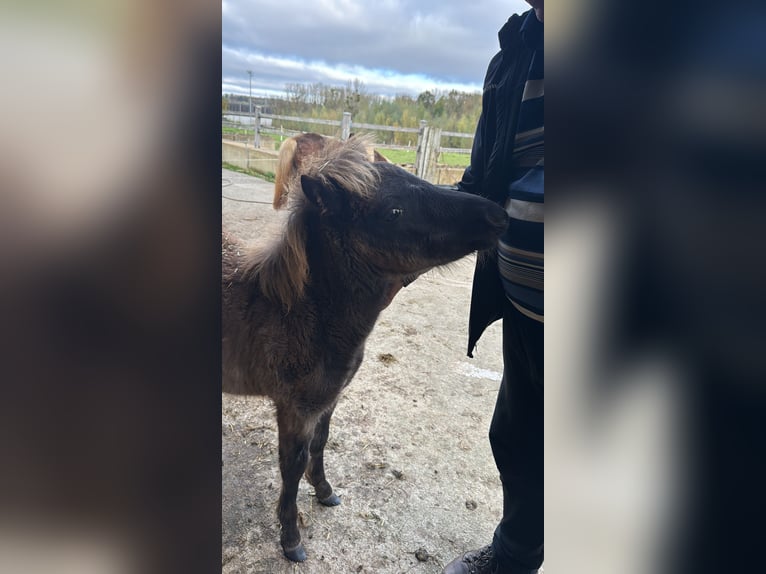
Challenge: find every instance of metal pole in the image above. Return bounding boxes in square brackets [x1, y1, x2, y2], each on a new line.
[247, 70, 253, 147]
[254, 106, 261, 149]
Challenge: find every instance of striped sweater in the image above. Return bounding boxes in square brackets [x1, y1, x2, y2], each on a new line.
[498, 11, 543, 322]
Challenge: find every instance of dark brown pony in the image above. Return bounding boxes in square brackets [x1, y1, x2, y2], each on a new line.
[272, 132, 389, 209]
[222, 136, 507, 562]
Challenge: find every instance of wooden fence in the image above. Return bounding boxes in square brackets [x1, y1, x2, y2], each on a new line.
[222, 109, 473, 182]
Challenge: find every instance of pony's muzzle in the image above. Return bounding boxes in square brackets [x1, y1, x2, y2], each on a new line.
[486, 202, 510, 233]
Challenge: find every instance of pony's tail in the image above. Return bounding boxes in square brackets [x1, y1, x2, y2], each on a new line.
[273, 137, 298, 209]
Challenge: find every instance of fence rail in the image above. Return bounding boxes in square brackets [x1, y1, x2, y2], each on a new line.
[263, 113, 342, 127]
[223, 108, 473, 182]
[260, 126, 303, 137]
[441, 130, 474, 138]
[439, 147, 473, 154]
[350, 121, 421, 134]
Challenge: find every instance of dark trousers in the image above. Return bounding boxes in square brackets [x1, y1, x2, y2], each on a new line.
[490, 298, 543, 573]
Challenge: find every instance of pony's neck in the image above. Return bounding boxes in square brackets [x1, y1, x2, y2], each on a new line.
[306, 223, 390, 316]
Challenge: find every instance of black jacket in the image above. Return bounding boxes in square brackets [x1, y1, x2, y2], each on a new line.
[458, 10, 537, 357]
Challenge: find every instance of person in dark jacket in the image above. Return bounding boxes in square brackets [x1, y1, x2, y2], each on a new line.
[443, 2, 543, 574]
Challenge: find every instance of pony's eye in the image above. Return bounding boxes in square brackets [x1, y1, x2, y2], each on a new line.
[383, 207, 403, 222]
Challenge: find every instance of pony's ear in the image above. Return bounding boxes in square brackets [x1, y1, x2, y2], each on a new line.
[300, 175, 344, 215]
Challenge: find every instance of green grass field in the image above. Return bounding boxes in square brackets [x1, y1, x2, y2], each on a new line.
[438, 151, 472, 168]
[222, 125, 251, 136]
[222, 161, 275, 182]
[378, 149, 470, 168]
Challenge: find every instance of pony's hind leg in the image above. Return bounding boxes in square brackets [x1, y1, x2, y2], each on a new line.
[305, 406, 341, 506]
[276, 407, 312, 562]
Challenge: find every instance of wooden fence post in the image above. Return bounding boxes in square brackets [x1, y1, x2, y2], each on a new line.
[341, 112, 352, 140]
[415, 120, 427, 162]
[415, 123, 441, 182]
[254, 105, 262, 149]
[415, 120, 427, 178]
[415, 120, 428, 178]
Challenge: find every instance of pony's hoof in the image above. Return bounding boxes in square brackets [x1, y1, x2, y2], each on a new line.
[283, 543, 307, 562]
[318, 492, 341, 506]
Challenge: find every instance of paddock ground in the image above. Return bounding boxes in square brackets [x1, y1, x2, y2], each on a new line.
[222, 168, 506, 574]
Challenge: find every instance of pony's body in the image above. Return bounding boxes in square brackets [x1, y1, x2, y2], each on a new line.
[222, 136, 507, 562]
[223, 230, 379, 407]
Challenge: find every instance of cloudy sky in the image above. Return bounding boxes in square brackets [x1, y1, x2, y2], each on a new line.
[222, 0, 531, 99]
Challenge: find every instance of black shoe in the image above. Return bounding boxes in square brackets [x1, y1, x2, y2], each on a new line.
[442, 544, 497, 574]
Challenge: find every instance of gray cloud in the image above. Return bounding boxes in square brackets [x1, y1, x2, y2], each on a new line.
[222, 0, 530, 97]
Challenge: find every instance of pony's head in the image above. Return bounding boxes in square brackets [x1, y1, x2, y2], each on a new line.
[296, 139, 508, 279]
[249, 136, 508, 309]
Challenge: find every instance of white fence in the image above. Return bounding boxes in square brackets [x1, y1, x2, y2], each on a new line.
[223, 109, 473, 181]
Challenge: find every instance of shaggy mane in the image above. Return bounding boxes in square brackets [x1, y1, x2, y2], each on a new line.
[245, 135, 380, 310]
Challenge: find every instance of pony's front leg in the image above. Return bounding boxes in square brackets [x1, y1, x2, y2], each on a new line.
[305, 405, 341, 506]
[276, 407, 311, 562]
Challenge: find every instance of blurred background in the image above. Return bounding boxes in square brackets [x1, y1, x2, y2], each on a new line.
[546, 1, 766, 573]
[0, 1, 763, 573]
[0, 2, 221, 573]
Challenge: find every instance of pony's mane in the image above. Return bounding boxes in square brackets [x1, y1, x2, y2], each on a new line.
[272, 136, 298, 209]
[285, 134, 379, 208]
[245, 135, 380, 310]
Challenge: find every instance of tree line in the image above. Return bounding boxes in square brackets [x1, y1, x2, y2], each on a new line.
[222, 80, 482, 148]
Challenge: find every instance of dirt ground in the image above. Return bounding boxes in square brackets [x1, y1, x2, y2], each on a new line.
[222, 168, 506, 574]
